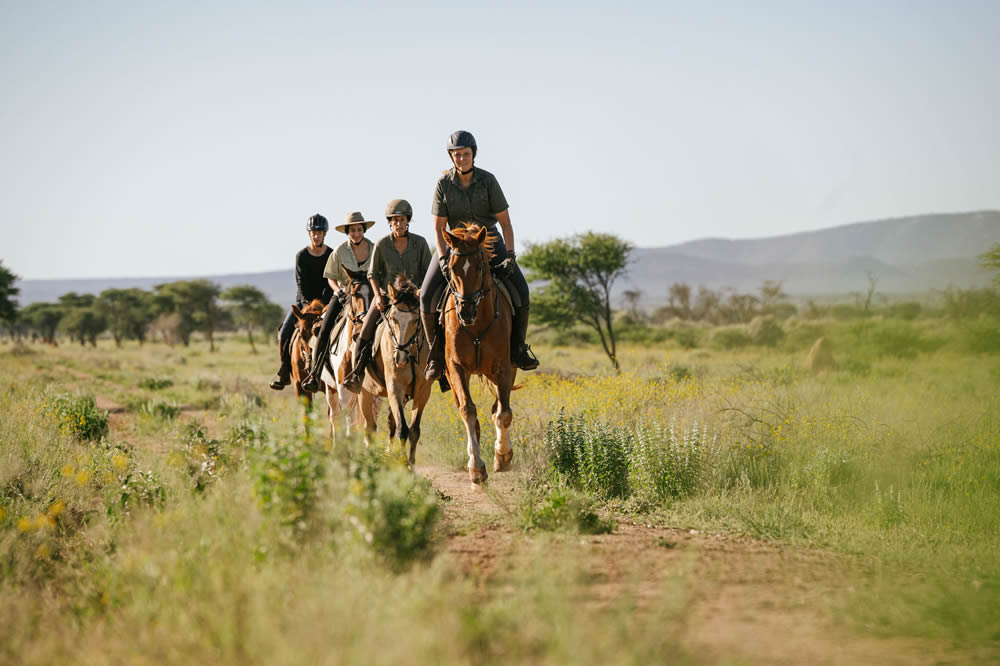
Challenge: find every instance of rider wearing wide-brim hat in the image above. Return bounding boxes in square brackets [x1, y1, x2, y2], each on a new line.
[301, 211, 376, 393]
[343, 198, 433, 392]
[269, 213, 334, 390]
[419, 130, 539, 378]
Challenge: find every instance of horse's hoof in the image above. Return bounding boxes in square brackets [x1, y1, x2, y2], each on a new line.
[468, 465, 488, 485]
[493, 449, 513, 472]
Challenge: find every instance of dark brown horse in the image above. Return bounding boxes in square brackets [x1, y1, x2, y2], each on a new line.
[289, 299, 326, 406]
[441, 224, 516, 484]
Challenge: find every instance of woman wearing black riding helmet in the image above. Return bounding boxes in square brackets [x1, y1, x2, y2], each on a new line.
[300, 211, 376, 393]
[419, 130, 539, 379]
[269, 213, 334, 390]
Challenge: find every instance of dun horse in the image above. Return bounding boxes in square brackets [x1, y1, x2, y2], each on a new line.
[358, 276, 433, 465]
[317, 268, 371, 440]
[440, 225, 516, 484]
[289, 299, 326, 406]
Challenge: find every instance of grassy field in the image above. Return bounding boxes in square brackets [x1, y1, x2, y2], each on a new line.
[1, 315, 998, 664]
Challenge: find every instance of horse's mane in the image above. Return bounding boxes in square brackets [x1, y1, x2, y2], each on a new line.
[301, 299, 325, 316]
[391, 275, 420, 309]
[450, 223, 496, 261]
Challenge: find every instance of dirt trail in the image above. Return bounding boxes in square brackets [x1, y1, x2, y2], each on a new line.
[416, 463, 990, 666]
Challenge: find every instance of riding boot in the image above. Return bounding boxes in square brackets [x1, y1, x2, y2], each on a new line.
[511, 305, 539, 370]
[269, 357, 292, 390]
[422, 311, 446, 381]
[343, 340, 372, 393]
[301, 344, 328, 393]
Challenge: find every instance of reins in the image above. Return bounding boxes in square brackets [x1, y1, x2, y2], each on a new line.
[446, 248, 499, 372]
[385, 300, 424, 399]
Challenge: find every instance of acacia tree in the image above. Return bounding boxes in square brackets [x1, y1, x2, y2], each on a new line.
[154, 280, 226, 350]
[520, 232, 632, 371]
[222, 285, 275, 353]
[0, 260, 19, 335]
[21, 302, 64, 344]
[981, 243, 1000, 285]
[99, 288, 154, 346]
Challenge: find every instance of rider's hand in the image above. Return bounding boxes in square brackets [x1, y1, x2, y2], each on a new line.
[438, 255, 452, 280]
[375, 292, 386, 312]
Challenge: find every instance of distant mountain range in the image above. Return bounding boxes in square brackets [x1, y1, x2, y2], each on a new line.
[13, 211, 1000, 308]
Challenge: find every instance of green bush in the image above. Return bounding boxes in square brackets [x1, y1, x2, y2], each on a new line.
[344, 449, 440, 570]
[517, 485, 614, 534]
[960, 316, 1000, 353]
[250, 430, 325, 530]
[139, 399, 181, 420]
[41, 393, 109, 441]
[748, 315, 785, 347]
[547, 411, 630, 499]
[709, 326, 750, 350]
[138, 376, 174, 390]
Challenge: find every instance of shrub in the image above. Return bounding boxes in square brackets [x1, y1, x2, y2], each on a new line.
[137, 376, 174, 390]
[748, 315, 785, 347]
[344, 449, 440, 570]
[709, 326, 750, 350]
[517, 485, 614, 534]
[41, 394, 109, 441]
[546, 411, 630, 499]
[960, 316, 1000, 353]
[139, 399, 181, 420]
[250, 429, 325, 530]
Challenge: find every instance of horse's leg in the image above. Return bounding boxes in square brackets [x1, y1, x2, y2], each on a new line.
[359, 388, 377, 448]
[492, 372, 514, 472]
[406, 377, 433, 468]
[451, 365, 486, 484]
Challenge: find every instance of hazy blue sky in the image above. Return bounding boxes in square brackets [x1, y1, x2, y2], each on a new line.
[2, 1, 998, 279]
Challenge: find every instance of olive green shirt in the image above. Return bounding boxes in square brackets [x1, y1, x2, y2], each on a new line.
[323, 239, 373, 284]
[368, 233, 432, 289]
[430, 167, 509, 230]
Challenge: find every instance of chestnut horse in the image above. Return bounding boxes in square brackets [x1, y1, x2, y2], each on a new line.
[357, 276, 433, 466]
[441, 225, 516, 484]
[318, 268, 371, 440]
[289, 299, 326, 406]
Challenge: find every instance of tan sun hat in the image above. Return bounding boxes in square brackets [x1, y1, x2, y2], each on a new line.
[335, 211, 376, 234]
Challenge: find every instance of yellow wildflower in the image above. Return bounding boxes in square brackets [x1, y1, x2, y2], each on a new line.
[17, 517, 32, 532]
[0, 506, 5, 521]
[47, 500, 65, 518]
[61, 465, 75, 477]
[35, 515, 56, 530]
[75, 469, 92, 486]
[34, 543, 50, 559]
[112, 454, 129, 470]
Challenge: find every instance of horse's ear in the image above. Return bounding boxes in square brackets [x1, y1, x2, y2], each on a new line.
[387, 283, 397, 300]
[291, 304, 303, 319]
[474, 226, 487, 244]
[443, 229, 459, 250]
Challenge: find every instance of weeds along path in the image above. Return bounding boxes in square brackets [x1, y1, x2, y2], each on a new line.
[415, 463, 984, 666]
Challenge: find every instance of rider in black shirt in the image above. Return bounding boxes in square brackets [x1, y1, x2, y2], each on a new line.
[269, 214, 333, 390]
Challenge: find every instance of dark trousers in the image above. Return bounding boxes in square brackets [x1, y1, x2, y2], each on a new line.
[357, 304, 383, 344]
[277, 308, 296, 363]
[418, 229, 530, 313]
[312, 297, 345, 359]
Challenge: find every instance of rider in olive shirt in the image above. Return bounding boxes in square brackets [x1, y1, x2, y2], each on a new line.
[419, 130, 538, 380]
[343, 199, 432, 392]
[300, 211, 375, 393]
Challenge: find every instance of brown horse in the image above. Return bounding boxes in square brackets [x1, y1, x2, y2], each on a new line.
[319, 268, 371, 440]
[357, 276, 433, 465]
[289, 299, 326, 406]
[441, 225, 516, 484]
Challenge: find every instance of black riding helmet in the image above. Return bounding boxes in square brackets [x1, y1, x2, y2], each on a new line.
[306, 213, 329, 232]
[447, 130, 477, 158]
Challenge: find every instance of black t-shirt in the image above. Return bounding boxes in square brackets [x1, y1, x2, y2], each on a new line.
[295, 246, 333, 305]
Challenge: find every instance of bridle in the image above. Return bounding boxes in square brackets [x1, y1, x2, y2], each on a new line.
[385, 298, 424, 399]
[446, 246, 500, 371]
[347, 281, 371, 336]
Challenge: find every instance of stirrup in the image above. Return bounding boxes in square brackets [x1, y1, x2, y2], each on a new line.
[514, 344, 539, 371]
[301, 372, 321, 392]
[424, 359, 443, 381]
[269, 369, 290, 390]
[438, 374, 451, 393]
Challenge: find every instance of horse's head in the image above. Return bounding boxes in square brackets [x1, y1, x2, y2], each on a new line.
[292, 299, 326, 343]
[345, 269, 372, 330]
[385, 276, 422, 368]
[443, 224, 495, 326]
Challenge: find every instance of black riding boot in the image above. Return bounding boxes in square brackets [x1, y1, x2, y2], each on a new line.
[423, 312, 445, 380]
[343, 340, 372, 393]
[511, 306, 539, 370]
[269, 356, 292, 390]
[302, 302, 341, 392]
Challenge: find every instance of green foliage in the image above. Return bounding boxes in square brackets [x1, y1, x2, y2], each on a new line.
[980, 242, 1000, 285]
[41, 393, 109, 441]
[60, 305, 107, 346]
[172, 421, 227, 492]
[153, 279, 227, 349]
[221, 284, 277, 353]
[940, 286, 1000, 320]
[0, 259, 19, 325]
[959, 315, 1000, 353]
[517, 484, 614, 534]
[249, 423, 325, 529]
[138, 399, 181, 420]
[19, 302, 64, 343]
[521, 232, 632, 370]
[748, 315, 785, 346]
[343, 449, 441, 570]
[138, 376, 174, 390]
[545, 410, 712, 503]
[709, 325, 750, 350]
[99, 287, 155, 345]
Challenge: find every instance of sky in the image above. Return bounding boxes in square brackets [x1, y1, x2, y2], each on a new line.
[2, 0, 998, 280]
